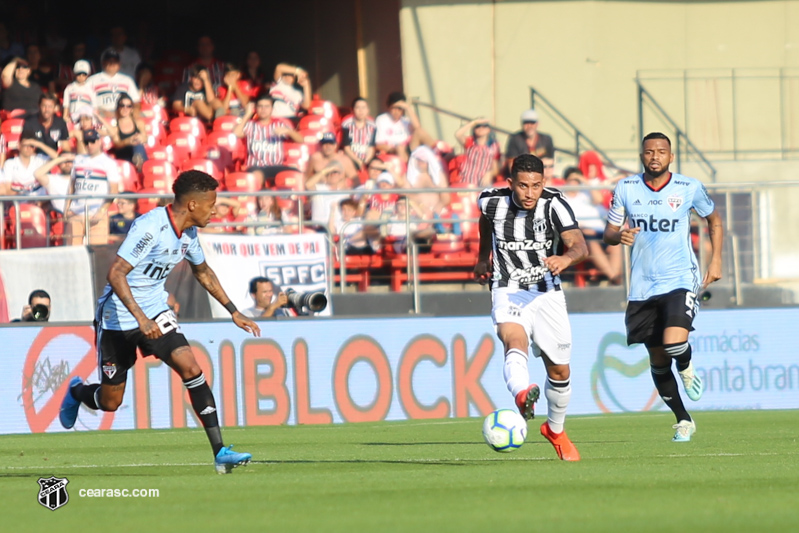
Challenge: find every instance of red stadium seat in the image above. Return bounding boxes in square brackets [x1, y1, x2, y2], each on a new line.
[7, 205, 49, 248]
[116, 160, 141, 192]
[224, 172, 261, 192]
[283, 142, 311, 172]
[165, 132, 202, 164]
[143, 120, 167, 146]
[140, 103, 169, 125]
[136, 188, 163, 214]
[308, 95, 341, 127]
[298, 115, 335, 135]
[142, 161, 178, 191]
[204, 131, 247, 163]
[1, 118, 25, 151]
[180, 158, 223, 182]
[213, 115, 241, 133]
[274, 170, 303, 191]
[169, 116, 207, 141]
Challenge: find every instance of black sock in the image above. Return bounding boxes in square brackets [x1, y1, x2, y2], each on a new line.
[651, 365, 691, 422]
[184, 373, 224, 456]
[73, 383, 100, 410]
[664, 342, 692, 372]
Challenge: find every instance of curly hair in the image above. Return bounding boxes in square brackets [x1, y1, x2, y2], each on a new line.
[172, 170, 219, 203]
[510, 154, 544, 178]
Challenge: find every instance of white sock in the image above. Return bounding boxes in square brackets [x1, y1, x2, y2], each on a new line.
[545, 378, 571, 434]
[503, 349, 529, 397]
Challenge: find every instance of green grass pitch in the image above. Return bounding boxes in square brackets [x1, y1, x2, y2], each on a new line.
[2, 410, 798, 533]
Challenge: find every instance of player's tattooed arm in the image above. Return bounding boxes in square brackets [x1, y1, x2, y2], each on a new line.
[703, 209, 724, 288]
[107, 256, 150, 326]
[560, 228, 589, 266]
[190, 261, 261, 337]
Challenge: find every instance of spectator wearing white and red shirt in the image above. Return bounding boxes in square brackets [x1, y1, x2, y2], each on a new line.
[0, 133, 55, 196]
[63, 129, 120, 245]
[233, 94, 303, 188]
[269, 63, 312, 120]
[88, 48, 140, 117]
[454, 118, 500, 187]
[374, 91, 436, 163]
[62, 60, 96, 125]
[341, 97, 376, 171]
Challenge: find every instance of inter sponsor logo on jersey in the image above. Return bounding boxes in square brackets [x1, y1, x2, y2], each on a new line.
[629, 215, 679, 232]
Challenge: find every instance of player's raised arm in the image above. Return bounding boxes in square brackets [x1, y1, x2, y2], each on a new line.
[702, 209, 724, 289]
[189, 260, 261, 337]
[107, 255, 161, 339]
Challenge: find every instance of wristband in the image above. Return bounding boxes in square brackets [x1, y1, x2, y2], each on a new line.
[224, 301, 238, 314]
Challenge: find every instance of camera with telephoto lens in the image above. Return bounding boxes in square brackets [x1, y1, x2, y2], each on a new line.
[30, 304, 50, 322]
[284, 288, 328, 313]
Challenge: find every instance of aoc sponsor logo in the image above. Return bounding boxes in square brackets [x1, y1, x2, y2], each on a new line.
[130, 233, 154, 258]
[497, 239, 552, 252]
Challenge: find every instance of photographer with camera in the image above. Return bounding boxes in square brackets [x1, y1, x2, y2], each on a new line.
[15, 289, 51, 322]
[243, 277, 290, 318]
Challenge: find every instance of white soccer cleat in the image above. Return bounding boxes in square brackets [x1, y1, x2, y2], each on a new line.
[672, 419, 696, 442]
[678, 362, 703, 401]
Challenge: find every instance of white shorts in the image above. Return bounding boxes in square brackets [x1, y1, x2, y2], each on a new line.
[491, 287, 572, 365]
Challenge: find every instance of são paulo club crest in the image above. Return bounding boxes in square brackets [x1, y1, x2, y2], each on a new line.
[37, 476, 70, 511]
[667, 195, 683, 212]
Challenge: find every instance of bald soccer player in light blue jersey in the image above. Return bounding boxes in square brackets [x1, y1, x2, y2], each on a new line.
[604, 132, 723, 443]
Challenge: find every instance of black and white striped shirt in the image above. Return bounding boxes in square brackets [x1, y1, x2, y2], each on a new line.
[477, 187, 579, 292]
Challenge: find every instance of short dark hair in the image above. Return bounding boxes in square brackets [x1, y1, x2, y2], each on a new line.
[562, 166, 583, 180]
[29, 289, 50, 305]
[339, 198, 358, 210]
[256, 94, 274, 106]
[351, 96, 367, 108]
[386, 91, 406, 107]
[39, 92, 58, 105]
[249, 276, 273, 294]
[642, 132, 671, 147]
[189, 65, 207, 79]
[511, 154, 544, 178]
[172, 170, 219, 202]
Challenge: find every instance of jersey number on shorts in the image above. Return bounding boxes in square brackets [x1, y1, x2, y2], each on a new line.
[142, 263, 173, 280]
[155, 310, 179, 334]
[684, 292, 697, 318]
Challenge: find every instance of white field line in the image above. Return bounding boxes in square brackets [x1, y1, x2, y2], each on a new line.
[2, 451, 794, 470]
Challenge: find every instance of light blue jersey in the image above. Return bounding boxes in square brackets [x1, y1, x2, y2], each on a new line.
[97, 206, 204, 330]
[607, 173, 715, 301]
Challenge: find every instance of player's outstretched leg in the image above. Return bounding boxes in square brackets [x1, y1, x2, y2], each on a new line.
[540, 377, 580, 461]
[182, 372, 252, 474]
[665, 342, 703, 401]
[504, 348, 538, 420]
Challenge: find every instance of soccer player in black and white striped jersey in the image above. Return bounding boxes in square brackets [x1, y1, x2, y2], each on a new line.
[474, 154, 588, 461]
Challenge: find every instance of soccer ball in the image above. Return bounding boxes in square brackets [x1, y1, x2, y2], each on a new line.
[482, 409, 527, 453]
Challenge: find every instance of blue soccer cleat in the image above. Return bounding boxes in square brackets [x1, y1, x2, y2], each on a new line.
[215, 445, 252, 474]
[679, 362, 704, 401]
[672, 419, 696, 442]
[59, 376, 83, 429]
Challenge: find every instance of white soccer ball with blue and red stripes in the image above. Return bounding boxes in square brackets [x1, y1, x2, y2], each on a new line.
[482, 409, 527, 452]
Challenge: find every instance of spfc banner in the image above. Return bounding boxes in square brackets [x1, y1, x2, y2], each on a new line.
[38, 476, 69, 511]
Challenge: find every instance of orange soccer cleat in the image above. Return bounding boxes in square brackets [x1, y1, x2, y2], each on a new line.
[514, 384, 540, 421]
[540, 422, 581, 461]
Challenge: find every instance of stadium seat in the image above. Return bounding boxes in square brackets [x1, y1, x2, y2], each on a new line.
[136, 188, 163, 214]
[1, 118, 25, 151]
[7, 204, 49, 248]
[213, 115, 241, 133]
[308, 95, 341, 127]
[181, 158, 223, 183]
[165, 132, 202, 164]
[116, 160, 141, 192]
[169, 116, 207, 141]
[140, 103, 169, 125]
[143, 120, 167, 147]
[145, 143, 171, 162]
[142, 161, 177, 191]
[204, 131, 247, 164]
[274, 170, 303, 191]
[224, 172, 260, 192]
[283, 142, 311, 172]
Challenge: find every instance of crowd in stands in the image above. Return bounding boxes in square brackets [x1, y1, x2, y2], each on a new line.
[0, 26, 630, 288]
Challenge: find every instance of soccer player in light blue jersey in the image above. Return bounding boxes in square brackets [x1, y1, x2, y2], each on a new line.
[59, 170, 261, 473]
[604, 133, 723, 442]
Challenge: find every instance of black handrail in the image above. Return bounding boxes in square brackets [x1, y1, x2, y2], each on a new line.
[636, 81, 717, 182]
